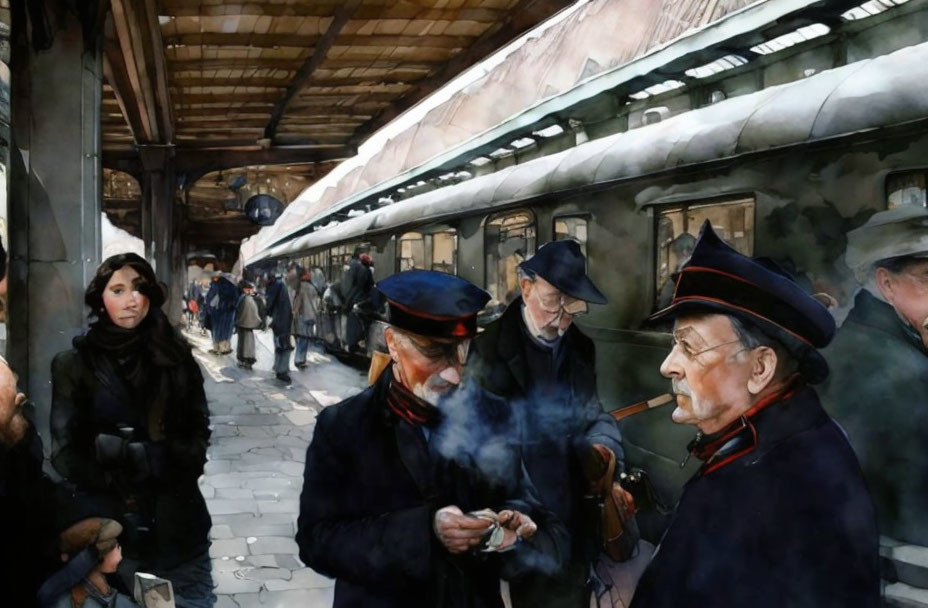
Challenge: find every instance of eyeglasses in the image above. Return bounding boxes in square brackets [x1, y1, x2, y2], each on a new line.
[401, 332, 471, 366]
[530, 286, 588, 316]
[671, 333, 746, 361]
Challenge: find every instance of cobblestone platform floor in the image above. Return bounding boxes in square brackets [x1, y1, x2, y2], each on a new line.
[183, 328, 367, 608]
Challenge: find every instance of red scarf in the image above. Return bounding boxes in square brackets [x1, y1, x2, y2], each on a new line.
[386, 377, 441, 427]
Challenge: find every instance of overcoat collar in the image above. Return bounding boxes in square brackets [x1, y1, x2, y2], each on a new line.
[847, 289, 927, 355]
[495, 296, 582, 395]
[374, 367, 437, 501]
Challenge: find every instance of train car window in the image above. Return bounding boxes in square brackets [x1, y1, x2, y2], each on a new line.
[397, 232, 426, 271]
[485, 210, 536, 308]
[887, 171, 927, 209]
[554, 216, 588, 257]
[655, 197, 755, 308]
[428, 230, 457, 274]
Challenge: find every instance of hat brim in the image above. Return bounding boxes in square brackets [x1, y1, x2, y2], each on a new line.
[538, 272, 607, 305]
[647, 299, 829, 384]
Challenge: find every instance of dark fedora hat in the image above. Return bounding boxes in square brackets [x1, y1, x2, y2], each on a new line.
[376, 270, 490, 339]
[520, 240, 607, 305]
[648, 221, 835, 383]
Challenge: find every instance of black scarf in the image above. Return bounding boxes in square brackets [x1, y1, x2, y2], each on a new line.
[75, 308, 189, 425]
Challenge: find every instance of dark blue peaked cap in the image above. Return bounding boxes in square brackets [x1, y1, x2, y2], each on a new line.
[520, 239, 607, 304]
[649, 221, 836, 383]
[375, 270, 490, 339]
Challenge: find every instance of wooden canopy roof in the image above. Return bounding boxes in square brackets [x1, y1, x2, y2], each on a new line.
[100, 0, 574, 251]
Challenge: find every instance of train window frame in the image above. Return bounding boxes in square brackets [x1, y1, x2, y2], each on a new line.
[886, 170, 928, 209]
[395, 227, 458, 274]
[653, 195, 756, 308]
[552, 214, 590, 262]
[484, 209, 537, 308]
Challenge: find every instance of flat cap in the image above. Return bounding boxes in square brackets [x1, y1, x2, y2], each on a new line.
[59, 517, 123, 557]
[520, 239, 606, 304]
[845, 206, 928, 280]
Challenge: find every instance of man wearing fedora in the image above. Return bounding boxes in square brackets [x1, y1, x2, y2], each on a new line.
[296, 270, 568, 608]
[630, 222, 879, 608]
[822, 205, 928, 550]
[471, 239, 623, 608]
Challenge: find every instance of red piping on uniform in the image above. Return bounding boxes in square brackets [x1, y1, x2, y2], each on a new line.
[389, 299, 477, 323]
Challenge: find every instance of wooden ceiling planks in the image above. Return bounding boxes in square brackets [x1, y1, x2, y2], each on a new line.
[101, 0, 574, 252]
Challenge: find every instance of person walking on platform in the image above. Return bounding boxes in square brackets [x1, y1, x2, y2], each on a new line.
[630, 222, 878, 608]
[265, 274, 293, 384]
[287, 264, 319, 370]
[205, 274, 237, 354]
[340, 248, 374, 353]
[50, 253, 215, 607]
[234, 281, 264, 371]
[296, 270, 569, 608]
[470, 239, 623, 608]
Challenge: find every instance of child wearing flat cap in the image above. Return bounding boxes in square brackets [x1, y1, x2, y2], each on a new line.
[38, 518, 138, 608]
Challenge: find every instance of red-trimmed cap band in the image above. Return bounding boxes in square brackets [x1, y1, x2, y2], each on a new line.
[387, 300, 477, 339]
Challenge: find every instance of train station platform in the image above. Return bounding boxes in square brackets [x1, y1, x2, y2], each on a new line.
[183, 327, 367, 608]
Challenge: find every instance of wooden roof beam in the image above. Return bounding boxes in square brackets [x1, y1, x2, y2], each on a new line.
[161, 2, 507, 22]
[264, 0, 384, 141]
[350, 0, 575, 146]
[163, 33, 473, 50]
[108, 0, 174, 143]
[167, 58, 438, 72]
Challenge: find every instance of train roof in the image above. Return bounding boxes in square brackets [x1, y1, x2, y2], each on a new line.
[250, 39, 928, 266]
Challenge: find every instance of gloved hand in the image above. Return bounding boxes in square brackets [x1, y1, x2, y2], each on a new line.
[574, 438, 616, 496]
[125, 442, 151, 483]
[95, 433, 127, 466]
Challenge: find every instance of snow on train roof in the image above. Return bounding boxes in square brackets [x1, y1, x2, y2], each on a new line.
[253, 40, 928, 264]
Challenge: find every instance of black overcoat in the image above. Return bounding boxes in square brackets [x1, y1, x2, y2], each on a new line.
[49, 341, 212, 571]
[296, 368, 569, 608]
[470, 298, 623, 553]
[630, 387, 880, 608]
[265, 278, 293, 337]
[0, 423, 58, 607]
[821, 289, 928, 546]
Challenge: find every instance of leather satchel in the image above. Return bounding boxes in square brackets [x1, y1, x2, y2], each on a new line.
[591, 444, 640, 562]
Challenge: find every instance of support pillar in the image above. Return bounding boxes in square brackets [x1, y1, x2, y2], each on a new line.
[8, 0, 102, 446]
[139, 145, 183, 326]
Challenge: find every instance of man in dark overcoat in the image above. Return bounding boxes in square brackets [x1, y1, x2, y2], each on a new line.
[0, 355, 58, 607]
[296, 270, 569, 608]
[630, 222, 879, 608]
[821, 206, 928, 549]
[265, 274, 293, 384]
[470, 239, 624, 608]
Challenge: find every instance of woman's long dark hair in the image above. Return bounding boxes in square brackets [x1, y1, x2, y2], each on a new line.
[85, 252, 165, 318]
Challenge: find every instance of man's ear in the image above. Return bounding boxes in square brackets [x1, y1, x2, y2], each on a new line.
[384, 327, 401, 364]
[875, 267, 897, 305]
[519, 276, 533, 298]
[747, 346, 778, 395]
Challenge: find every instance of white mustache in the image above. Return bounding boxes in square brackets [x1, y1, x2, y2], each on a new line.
[671, 379, 692, 398]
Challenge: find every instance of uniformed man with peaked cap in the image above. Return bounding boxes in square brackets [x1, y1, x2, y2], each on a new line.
[822, 205, 928, 550]
[630, 221, 879, 608]
[296, 270, 568, 608]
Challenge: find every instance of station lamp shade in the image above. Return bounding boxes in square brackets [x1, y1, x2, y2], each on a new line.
[244, 194, 285, 226]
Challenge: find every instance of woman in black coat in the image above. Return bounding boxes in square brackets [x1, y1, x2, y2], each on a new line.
[50, 253, 215, 608]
